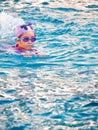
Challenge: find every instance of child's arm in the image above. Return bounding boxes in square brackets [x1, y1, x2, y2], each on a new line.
[21, 52, 32, 57]
[21, 48, 46, 57]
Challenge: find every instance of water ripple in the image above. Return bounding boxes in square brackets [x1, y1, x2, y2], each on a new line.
[0, 0, 98, 129]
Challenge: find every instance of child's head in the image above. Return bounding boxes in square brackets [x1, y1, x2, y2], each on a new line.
[16, 22, 36, 50]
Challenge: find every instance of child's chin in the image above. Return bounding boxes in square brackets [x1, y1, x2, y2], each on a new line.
[26, 46, 32, 49]
[26, 47, 31, 50]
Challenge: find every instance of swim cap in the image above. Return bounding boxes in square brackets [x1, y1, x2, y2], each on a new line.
[16, 22, 33, 38]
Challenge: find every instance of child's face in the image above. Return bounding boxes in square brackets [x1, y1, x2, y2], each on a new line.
[17, 31, 36, 50]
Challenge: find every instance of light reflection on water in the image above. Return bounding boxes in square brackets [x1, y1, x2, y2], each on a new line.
[0, 0, 98, 130]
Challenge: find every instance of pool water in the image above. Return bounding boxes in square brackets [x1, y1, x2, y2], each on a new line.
[0, 0, 98, 130]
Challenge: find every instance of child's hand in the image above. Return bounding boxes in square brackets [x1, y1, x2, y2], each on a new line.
[38, 53, 46, 57]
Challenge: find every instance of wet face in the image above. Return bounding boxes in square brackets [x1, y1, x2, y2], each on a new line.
[17, 31, 36, 50]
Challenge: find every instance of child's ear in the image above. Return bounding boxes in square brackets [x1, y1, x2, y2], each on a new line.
[15, 38, 20, 43]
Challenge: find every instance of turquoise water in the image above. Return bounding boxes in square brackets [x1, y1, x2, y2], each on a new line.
[0, 0, 98, 130]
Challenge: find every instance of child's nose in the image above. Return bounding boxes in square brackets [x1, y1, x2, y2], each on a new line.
[28, 40, 32, 44]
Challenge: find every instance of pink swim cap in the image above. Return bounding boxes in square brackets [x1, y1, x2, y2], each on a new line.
[16, 22, 33, 38]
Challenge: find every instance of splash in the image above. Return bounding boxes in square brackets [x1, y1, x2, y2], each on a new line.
[0, 12, 24, 39]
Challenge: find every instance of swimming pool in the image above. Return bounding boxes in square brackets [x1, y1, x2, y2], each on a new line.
[0, 0, 98, 130]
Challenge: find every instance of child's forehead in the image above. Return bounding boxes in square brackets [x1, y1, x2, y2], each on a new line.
[22, 31, 35, 37]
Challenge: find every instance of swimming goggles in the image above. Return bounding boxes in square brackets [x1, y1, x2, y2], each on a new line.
[19, 36, 36, 42]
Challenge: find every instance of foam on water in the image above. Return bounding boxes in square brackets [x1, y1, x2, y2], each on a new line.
[0, 12, 24, 39]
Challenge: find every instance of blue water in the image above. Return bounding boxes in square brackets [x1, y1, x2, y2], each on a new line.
[0, 0, 98, 130]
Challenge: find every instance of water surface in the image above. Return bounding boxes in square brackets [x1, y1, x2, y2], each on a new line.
[0, 0, 98, 130]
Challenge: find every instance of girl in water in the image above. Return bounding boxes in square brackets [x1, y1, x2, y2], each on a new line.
[15, 22, 44, 57]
